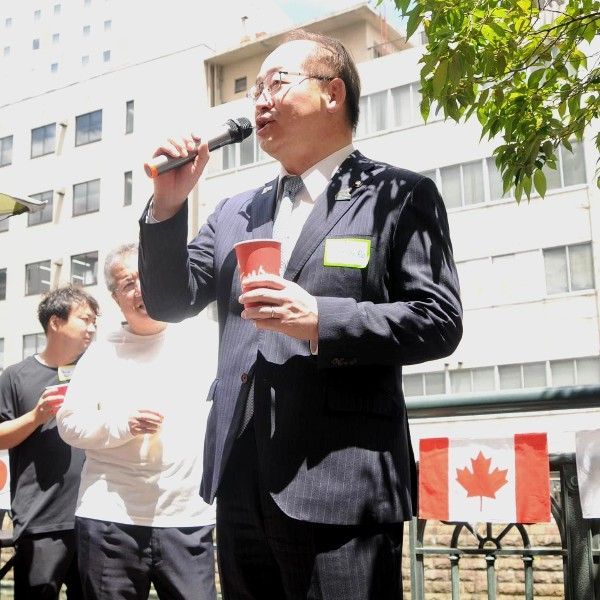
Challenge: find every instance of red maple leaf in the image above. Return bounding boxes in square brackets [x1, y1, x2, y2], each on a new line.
[456, 451, 509, 510]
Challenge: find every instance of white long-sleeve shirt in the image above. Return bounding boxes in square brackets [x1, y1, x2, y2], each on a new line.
[57, 320, 217, 527]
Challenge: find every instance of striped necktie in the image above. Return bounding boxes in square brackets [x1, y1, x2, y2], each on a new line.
[273, 175, 304, 272]
[239, 175, 304, 436]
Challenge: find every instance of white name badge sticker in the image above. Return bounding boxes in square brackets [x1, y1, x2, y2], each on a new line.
[323, 238, 371, 268]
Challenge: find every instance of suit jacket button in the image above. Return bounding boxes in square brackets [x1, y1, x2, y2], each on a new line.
[241, 373, 248, 383]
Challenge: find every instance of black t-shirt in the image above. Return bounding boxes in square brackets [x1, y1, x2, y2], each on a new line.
[0, 356, 85, 540]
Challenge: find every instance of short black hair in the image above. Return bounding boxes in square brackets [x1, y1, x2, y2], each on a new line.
[285, 29, 361, 131]
[38, 285, 100, 333]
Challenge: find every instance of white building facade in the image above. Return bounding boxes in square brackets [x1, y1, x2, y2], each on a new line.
[1, 1, 598, 405]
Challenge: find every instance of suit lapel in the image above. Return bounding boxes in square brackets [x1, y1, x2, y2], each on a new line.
[250, 177, 279, 240]
[284, 151, 376, 281]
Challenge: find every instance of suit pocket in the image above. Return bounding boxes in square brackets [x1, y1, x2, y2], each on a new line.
[324, 367, 401, 417]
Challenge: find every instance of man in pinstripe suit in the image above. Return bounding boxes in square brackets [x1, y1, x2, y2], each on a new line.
[138, 30, 462, 600]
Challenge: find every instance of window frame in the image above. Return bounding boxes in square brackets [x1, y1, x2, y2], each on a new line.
[70, 251, 98, 287]
[72, 178, 100, 216]
[25, 260, 52, 296]
[27, 190, 54, 226]
[125, 100, 134, 134]
[75, 109, 102, 146]
[31, 123, 56, 158]
[123, 170, 132, 206]
[0, 268, 6, 300]
[543, 242, 595, 295]
[0, 135, 13, 167]
[22, 332, 46, 360]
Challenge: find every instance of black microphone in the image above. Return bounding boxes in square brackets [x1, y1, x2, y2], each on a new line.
[144, 117, 254, 178]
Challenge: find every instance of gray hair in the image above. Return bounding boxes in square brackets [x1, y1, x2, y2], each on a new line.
[104, 242, 138, 293]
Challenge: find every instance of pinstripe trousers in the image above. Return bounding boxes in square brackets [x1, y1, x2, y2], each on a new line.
[216, 421, 405, 600]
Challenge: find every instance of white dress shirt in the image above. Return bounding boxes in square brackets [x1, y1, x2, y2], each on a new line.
[272, 143, 355, 270]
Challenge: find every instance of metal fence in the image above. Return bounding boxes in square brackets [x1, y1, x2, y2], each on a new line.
[0, 385, 599, 598]
[406, 385, 600, 599]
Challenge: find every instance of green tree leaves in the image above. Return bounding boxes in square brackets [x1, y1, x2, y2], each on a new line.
[386, 0, 600, 201]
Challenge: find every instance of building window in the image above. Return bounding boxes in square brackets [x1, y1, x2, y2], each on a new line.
[34, 10, 41, 21]
[486, 158, 511, 201]
[485, 141, 587, 201]
[82, 55, 89, 66]
[234, 76, 247, 94]
[551, 357, 600, 386]
[54, 4, 61, 15]
[83, 25, 90, 36]
[73, 179, 100, 216]
[440, 160, 485, 208]
[23, 333, 45, 359]
[240, 132, 255, 166]
[25, 260, 51, 296]
[104, 19, 111, 31]
[498, 362, 546, 390]
[0, 338, 4, 372]
[403, 372, 447, 396]
[544, 242, 594, 294]
[5, 18, 12, 27]
[355, 83, 423, 138]
[0, 268, 5, 300]
[50, 62, 58, 73]
[31, 123, 56, 158]
[124, 171, 132, 206]
[125, 100, 134, 134]
[32, 38, 40, 50]
[75, 109, 102, 145]
[84, 0, 91, 5]
[52, 33, 59, 43]
[558, 141, 587, 186]
[103, 50, 110, 62]
[0, 135, 13, 167]
[450, 367, 496, 393]
[3, 47, 10, 57]
[71, 251, 98, 286]
[28, 190, 54, 226]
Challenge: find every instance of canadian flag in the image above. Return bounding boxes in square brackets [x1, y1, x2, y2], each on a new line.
[575, 429, 600, 518]
[0, 449, 9, 510]
[419, 433, 550, 523]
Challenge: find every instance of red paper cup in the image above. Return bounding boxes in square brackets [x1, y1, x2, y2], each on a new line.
[45, 383, 69, 396]
[234, 239, 281, 307]
[44, 383, 69, 410]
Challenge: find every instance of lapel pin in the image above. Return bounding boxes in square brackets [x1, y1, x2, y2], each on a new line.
[335, 188, 352, 201]
[262, 185, 273, 194]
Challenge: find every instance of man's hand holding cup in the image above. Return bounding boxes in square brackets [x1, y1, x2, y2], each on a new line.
[36, 384, 69, 424]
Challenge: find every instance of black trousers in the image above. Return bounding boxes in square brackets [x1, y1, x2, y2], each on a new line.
[216, 422, 405, 600]
[76, 517, 216, 600]
[14, 530, 83, 600]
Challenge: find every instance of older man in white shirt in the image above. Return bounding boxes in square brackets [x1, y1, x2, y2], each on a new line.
[57, 242, 217, 600]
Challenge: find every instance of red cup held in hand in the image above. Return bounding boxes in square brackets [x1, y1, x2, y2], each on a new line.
[234, 239, 281, 307]
[44, 383, 69, 411]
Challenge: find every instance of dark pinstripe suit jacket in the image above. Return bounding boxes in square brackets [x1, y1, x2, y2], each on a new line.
[138, 150, 462, 526]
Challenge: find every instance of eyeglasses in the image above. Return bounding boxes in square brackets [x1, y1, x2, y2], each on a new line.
[247, 70, 334, 104]
[115, 275, 140, 296]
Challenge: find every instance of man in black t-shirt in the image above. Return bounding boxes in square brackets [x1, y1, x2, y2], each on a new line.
[0, 285, 99, 600]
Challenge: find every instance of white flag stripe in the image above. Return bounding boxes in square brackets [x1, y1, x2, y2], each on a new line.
[575, 429, 600, 519]
[448, 438, 516, 523]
